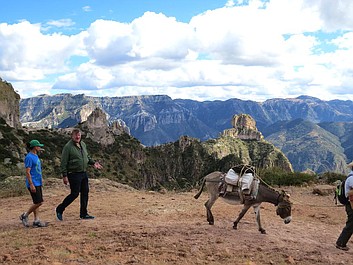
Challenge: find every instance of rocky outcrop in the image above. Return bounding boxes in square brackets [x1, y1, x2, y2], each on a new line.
[0, 78, 21, 128]
[221, 114, 264, 141]
[81, 108, 131, 146]
[111, 120, 130, 136]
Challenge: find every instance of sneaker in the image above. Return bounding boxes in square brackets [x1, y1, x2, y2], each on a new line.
[80, 214, 95, 220]
[55, 208, 63, 221]
[33, 220, 48, 228]
[336, 244, 349, 251]
[19, 213, 29, 227]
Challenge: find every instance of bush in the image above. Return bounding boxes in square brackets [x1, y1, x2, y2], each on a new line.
[259, 167, 316, 186]
[0, 177, 28, 198]
[318, 171, 346, 184]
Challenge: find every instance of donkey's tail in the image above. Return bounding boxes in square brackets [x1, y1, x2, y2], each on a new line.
[194, 177, 206, 199]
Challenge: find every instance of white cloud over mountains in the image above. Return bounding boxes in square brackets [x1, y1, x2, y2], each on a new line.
[1, 0, 353, 102]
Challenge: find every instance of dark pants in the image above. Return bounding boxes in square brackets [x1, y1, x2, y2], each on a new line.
[29, 186, 44, 204]
[56, 172, 89, 217]
[337, 204, 353, 246]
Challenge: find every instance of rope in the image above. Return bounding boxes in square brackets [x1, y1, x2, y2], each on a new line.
[254, 170, 341, 208]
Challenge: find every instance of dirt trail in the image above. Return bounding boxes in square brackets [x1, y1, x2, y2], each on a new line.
[0, 179, 352, 265]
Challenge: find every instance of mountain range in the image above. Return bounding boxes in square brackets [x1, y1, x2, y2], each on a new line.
[19, 93, 353, 174]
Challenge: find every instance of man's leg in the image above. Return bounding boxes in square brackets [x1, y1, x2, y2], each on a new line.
[56, 173, 81, 214]
[80, 173, 89, 217]
[336, 204, 353, 248]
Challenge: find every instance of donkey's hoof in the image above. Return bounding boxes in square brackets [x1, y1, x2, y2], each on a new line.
[232, 225, 238, 230]
[260, 229, 266, 234]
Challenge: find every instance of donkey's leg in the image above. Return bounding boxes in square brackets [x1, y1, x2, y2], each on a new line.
[253, 204, 266, 234]
[205, 194, 218, 225]
[233, 204, 251, 230]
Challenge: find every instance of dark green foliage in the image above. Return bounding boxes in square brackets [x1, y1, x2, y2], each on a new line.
[0, 117, 7, 125]
[318, 171, 346, 184]
[259, 167, 316, 186]
[217, 154, 242, 172]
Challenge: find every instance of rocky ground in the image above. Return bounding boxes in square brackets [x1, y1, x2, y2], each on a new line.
[0, 179, 352, 265]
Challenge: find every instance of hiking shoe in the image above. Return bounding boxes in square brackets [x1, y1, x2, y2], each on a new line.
[80, 214, 95, 220]
[55, 208, 63, 221]
[336, 244, 349, 251]
[19, 213, 29, 227]
[33, 220, 48, 228]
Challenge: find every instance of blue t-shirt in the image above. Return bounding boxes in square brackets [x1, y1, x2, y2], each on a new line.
[24, 152, 42, 188]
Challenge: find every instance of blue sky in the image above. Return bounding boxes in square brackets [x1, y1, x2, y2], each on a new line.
[1, 0, 353, 102]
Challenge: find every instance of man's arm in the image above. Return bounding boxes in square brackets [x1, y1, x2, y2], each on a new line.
[60, 144, 70, 176]
[26, 167, 36, 192]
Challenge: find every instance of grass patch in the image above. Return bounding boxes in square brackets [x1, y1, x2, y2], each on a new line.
[0, 176, 27, 198]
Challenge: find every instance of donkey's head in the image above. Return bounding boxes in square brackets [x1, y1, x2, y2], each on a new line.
[276, 191, 292, 224]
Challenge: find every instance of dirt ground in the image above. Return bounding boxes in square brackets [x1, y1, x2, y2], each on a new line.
[0, 178, 352, 265]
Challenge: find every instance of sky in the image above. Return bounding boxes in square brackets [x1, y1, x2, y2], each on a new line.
[1, 0, 353, 102]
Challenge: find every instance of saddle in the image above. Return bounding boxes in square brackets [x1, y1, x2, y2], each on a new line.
[219, 164, 259, 202]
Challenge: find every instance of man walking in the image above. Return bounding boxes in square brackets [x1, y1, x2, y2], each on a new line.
[55, 129, 102, 221]
[20, 139, 48, 228]
[336, 161, 353, 251]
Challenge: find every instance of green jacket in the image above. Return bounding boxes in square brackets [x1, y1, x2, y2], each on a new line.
[60, 140, 95, 176]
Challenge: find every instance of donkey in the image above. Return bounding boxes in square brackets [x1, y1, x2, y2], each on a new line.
[194, 171, 292, 234]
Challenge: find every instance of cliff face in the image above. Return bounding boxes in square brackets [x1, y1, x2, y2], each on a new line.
[0, 78, 21, 128]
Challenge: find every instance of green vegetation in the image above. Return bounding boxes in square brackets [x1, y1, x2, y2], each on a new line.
[0, 177, 27, 198]
[259, 167, 316, 186]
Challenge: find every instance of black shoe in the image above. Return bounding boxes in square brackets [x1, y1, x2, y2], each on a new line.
[55, 208, 63, 221]
[336, 244, 349, 251]
[80, 214, 95, 220]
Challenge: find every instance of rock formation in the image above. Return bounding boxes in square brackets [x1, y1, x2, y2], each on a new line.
[221, 114, 263, 141]
[81, 108, 131, 146]
[0, 78, 21, 128]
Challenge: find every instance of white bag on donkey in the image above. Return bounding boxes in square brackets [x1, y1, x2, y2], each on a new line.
[225, 168, 240, 186]
[240, 172, 254, 194]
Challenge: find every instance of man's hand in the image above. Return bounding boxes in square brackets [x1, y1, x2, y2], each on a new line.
[29, 183, 36, 193]
[63, 176, 69, 185]
[94, 161, 103, 169]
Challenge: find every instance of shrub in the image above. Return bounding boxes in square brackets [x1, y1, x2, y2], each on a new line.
[318, 171, 346, 184]
[259, 167, 316, 186]
[0, 177, 27, 198]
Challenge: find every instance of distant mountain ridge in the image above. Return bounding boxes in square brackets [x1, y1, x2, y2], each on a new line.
[20, 93, 353, 173]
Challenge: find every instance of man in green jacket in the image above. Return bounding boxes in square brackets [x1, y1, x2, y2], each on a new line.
[56, 129, 102, 221]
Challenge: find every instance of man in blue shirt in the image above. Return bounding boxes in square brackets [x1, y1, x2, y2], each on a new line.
[19, 140, 48, 228]
[336, 161, 353, 251]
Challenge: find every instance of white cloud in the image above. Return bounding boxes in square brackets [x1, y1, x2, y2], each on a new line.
[82, 6, 92, 12]
[46, 19, 75, 28]
[2, 0, 353, 102]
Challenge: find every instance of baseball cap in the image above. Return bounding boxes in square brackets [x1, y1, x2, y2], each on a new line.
[29, 139, 44, 148]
